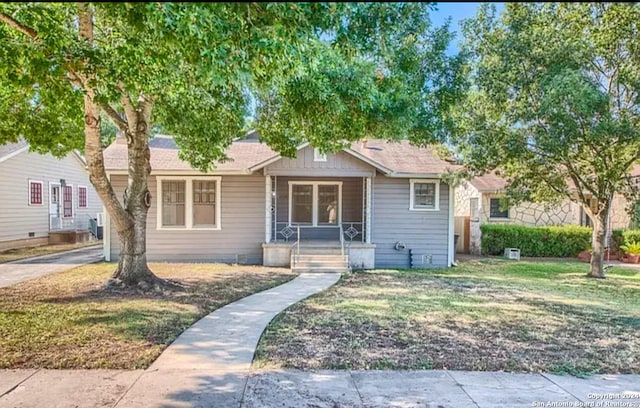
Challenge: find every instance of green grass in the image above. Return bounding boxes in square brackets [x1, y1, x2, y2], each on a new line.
[0, 262, 295, 369]
[255, 259, 640, 374]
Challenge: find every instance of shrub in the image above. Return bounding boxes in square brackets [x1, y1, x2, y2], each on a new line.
[611, 229, 640, 257]
[480, 224, 592, 257]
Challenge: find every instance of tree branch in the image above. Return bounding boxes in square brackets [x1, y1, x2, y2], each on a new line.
[0, 12, 39, 40]
[100, 103, 128, 130]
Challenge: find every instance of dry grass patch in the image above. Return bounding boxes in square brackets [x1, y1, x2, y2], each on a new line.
[0, 262, 295, 369]
[0, 241, 100, 263]
[255, 260, 640, 375]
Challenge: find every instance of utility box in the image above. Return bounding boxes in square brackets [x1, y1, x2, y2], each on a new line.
[504, 248, 521, 260]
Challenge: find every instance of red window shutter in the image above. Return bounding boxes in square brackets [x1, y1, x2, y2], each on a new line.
[63, 186, 73, 217]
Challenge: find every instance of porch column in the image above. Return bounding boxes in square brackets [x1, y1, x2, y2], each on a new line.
[365, 176, 372, 243]
[265, 175, 272, 243]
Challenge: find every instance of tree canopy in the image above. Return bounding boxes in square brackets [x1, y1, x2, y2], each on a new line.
[452, 3, 640, 277]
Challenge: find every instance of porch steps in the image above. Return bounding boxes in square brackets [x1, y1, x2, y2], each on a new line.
[291, 254, 350, 274]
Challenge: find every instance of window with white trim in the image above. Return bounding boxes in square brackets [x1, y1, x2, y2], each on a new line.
[78, 186, 88, 208]
[313, 148, 327, 162]
[409, 179, 439, 211]
[29, 180, 43, 206]
[289, 181, 342, 226]
[157, 177, 221, 230]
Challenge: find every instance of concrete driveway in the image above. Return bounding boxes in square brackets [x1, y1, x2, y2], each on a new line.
[0, 245, 103, 288]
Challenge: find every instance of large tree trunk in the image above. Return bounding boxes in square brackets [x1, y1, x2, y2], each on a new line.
[78, 3, 159, 286]
[588, 204, 609, 279]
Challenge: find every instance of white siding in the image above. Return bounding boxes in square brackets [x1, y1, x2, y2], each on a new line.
[0, 149, 101, 245]
[372, 178, 450, 268]
[109, 174, 265, 263]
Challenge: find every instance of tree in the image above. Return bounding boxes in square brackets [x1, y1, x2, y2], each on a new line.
[1, 3, 463, 285]
[452, 3, 640, 278]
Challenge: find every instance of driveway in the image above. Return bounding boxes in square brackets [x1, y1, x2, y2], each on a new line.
[0, 245, 103, 288]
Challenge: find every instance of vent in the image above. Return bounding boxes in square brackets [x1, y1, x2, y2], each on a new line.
[235, 254, 248, 265]
[28, 232, 35, 237]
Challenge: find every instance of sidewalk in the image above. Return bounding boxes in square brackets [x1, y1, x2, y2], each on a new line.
[0, 244, 103, 288]
[2, 368, 638, 408]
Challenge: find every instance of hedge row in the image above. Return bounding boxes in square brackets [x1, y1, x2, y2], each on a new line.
[481, 224, 640, 257]
[480, 224, 592, 257]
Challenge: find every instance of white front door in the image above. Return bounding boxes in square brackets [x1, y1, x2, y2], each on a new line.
[49, 183, 60, 229]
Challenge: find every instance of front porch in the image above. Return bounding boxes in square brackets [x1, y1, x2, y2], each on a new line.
[262, 176, 375, 269]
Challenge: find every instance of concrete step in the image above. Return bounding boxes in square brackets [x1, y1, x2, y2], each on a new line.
[292, 267, 350, 273]
[297, 248, 344, 255]
[294, 263, 349, 269]
[294, 255, 348, 262]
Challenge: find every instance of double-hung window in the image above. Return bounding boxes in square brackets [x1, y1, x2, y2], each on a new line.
[409, 179, 439, 211]
[29, 180, 43, 206]
[157, 177, 221, 230]
[78, 186, 88, 208]
[489, 197, 509, 219]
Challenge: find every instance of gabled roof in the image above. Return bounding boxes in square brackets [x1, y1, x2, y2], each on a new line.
[0, 139, 29, 163]
[103, 134, 461, 176]
[468, 172, 508, 193]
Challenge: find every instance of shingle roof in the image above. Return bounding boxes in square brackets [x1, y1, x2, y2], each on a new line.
[468, 173, 508, 193]
[0, 139, 28, 161]
[348, 139, 461, 175]
[103, 134, 460, 176]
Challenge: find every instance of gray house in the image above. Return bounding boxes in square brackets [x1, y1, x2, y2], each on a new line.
[0, 139, 102, 251]
[103, 133, 459, 271]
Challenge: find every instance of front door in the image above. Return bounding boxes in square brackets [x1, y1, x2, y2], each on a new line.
[49, 183, 60, 229]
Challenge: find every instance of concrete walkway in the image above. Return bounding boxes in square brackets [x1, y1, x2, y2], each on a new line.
[2, 369, 638, 408]
[0, 244, 103, 288]
[113, 272, 341, 407]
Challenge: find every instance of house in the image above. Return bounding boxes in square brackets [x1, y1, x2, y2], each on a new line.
[454, 173, 633, 254]
[102, 133, 460, 270]
[0, 139, 103, 251]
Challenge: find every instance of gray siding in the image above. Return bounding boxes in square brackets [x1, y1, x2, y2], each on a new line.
[265, 145, 375, 177]
[0, 149, 101, 244]
[109, 174, 265, 263]
[372, 178, 450, 268]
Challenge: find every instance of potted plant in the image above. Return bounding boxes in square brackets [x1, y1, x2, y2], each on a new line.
[620, 241, 640, 263]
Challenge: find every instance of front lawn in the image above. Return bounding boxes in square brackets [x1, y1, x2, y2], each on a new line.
[0, 263, 295, 369]
[255, 259, 640, 375]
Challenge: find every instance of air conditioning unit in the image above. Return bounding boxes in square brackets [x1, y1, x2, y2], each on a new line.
[96, 212, 104, 227]
[504, 248, 521, 260]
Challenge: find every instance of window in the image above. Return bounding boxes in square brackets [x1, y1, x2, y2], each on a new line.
[63, 185, 73, 217]
[410, 179, 439, 211]
[193, 180, 216, 227]
[289, 181, 342, 226]
[78, 186, 88, 208]
[29, 181, 43, 205]
[313, 148, 327, 162]
[157, 177, 221, 230]
[161, 180, 186, 227]
[489, 198, 509, 219]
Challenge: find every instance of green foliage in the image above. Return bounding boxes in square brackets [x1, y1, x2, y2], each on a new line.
[620, 241, 640, 256]
[452, 3, 640, 230]
[0, 2, 464, 169]
[480, 224, 592, 257]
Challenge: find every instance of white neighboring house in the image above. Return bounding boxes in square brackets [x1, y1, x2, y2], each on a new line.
[0, 139, 103, 251]
[454, 173, 633, 255]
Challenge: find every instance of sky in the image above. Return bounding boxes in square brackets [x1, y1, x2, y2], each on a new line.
[429, 2, 505, 55]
